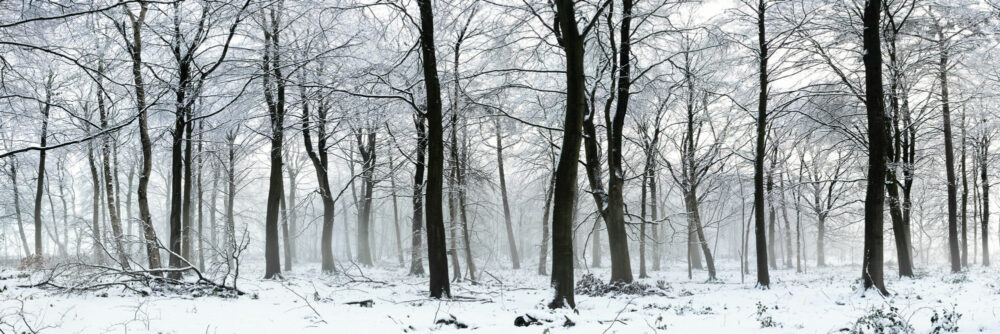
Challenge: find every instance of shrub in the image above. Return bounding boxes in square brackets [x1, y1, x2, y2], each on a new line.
[575, 273, 667, 297]
[755, 302, 781, 328]
[929, 306, 961, 333]
[850, 306, 912, 334]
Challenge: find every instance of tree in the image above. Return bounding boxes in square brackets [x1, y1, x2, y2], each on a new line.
[495, 118, 520, 269]
[33, 74, 53, 257]
[580, 0, 635, 285]
[415, 0, 451, 299]
[861, 0, 889, 295]
[120, 0, 162, 273]
[96, 62, 129, 269]
[547, 0, 601, 309]
[261, 4, 286, 279]
[300, 61, 338, 273]
[354, 128, 377, 266]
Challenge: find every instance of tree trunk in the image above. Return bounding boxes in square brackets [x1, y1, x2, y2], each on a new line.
[33, 80, 51, 257]
[767, 164, 777, 270]
[197, 121, 205, 270]
[209, 162, 219, 254]
[287, 165, 298, 264]
[639, 165, 648, 279]
[456, 128, 476, 281]
[10, 163, 31, 257]
[225, 132, 238, 269]
[182, 112, 194, 263]
[603, 0, 635, 284]
[125, 2, 162, 272]
[88, 136, 103, 262]
[355, 131, 377, 266]
[650, 162, 660, 271]
[409, 115, 427, 276]
[938, 39, 961, 273]
[548, 0, 587, 308]
[960, 114, 969, 268]
[981, 135, 990, 266]
[685, 186, 716, 280]
[281, 185, 291, 271]
[447, 163, 462, 281]
[415, 0, 450, 299]
[861, 0, 889, 294]
[495, 119, 520, 269]
[779, 171, 793, 269]
[753, 0, 771, 287]
[539, 175, 554, 275]
[389, 155, 404, 267]
[261, 9, 285, 279]
[98, 71, 130, 269]
[300, 72, 337, 274]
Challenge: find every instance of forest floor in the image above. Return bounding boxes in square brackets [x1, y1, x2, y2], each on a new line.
[0, 259, 997, 333]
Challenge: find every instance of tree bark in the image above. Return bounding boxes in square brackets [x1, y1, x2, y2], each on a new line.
[281, 185, 291, 271]
[548, 0, 588, 309]
[300, 73, 337, 273]
[960, 114, 969, 267]
[10, 163, 31, 257]
[495, 119, 520, 269]
[33, 79, 51, 257]
[182, 111, 194, 262]
[409, 115, 427, 276]
[767, 163, 776, 270]
[261, 8, 285, 279]
[415, 0, 450, 299]
[88, 129, 103, 262]
[124, 2, 162, 272]
[753, 0, 771, 287]
[539, 174, 555, 275]
[355, 131, 377, 266]
[389, 155, 404, 267]
[980, 133, 990, 266]
[861, 0, 889, 294]
[937, 36, 961, 273]
[97, 69, 130, 269]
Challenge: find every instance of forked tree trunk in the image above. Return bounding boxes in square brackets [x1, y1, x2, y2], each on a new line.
[300, 72, 337, 273]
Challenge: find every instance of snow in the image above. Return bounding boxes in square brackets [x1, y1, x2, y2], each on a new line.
[1, 261, 999, 333]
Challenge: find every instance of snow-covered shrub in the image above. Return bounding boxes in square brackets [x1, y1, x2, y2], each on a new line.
[754, 302, 782, 328]
[941, 272, 969, 284]
[850, 306, 912, 334]
[929, 306, 961, 333]
[575, 273, 667, 296]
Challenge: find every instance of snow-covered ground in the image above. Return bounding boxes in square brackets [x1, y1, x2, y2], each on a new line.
[0, 261, 997, 333]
